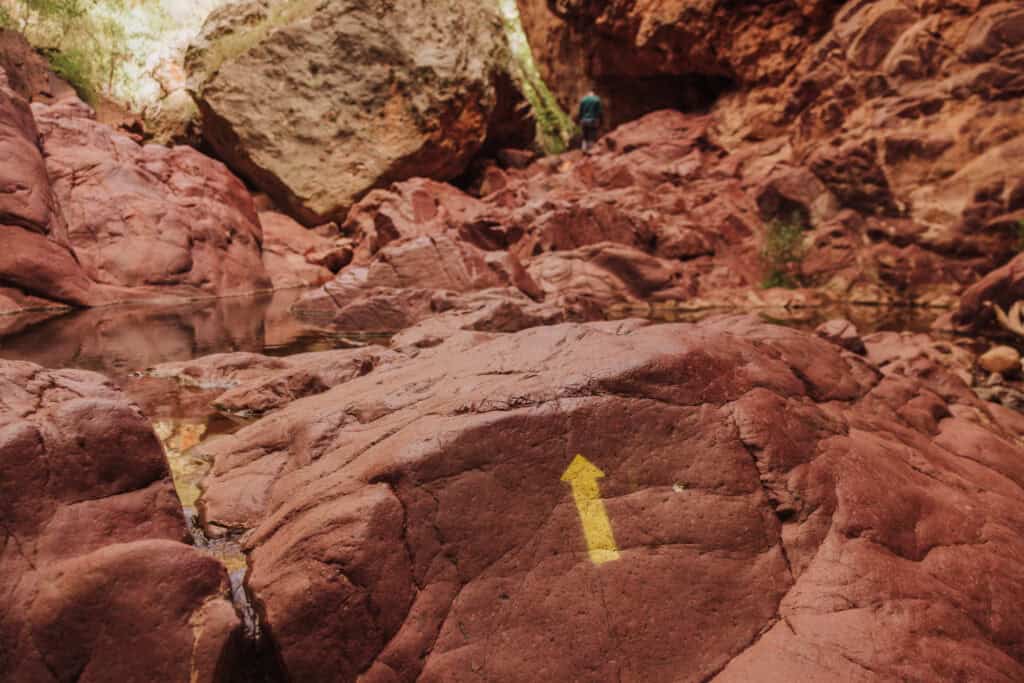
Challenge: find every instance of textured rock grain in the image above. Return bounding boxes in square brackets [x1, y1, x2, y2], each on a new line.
[0, 361, 241, 682]
[188, 0, 531, 225]
[190, 316, 1024, 681]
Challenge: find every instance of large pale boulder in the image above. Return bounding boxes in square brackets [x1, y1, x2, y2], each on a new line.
[187, 0, 531, 225]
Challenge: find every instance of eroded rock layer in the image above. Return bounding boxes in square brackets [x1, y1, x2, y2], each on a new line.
[0, 31, 270, 315]
[299, 103, 998, 328]
[187, 316, 1024, 681]
[516, 0, 1024, 284]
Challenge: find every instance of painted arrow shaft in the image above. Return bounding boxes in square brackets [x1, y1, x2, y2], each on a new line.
[568, 481, 621, 565]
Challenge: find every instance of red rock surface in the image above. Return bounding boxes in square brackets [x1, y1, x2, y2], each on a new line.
[35, 98, 270, 297]
[182, 315, 1024, 681]
[150, 345, 401, 417]
[511, 0, 1024, 312]
[294, 232, 542, 331]
[0, 29, 76, 104]
[260, 210, 348, 290]
[0, 68, 104, 313]
[0, 361, 241, 682]
[0, 32, 271, 315]
[516, 0, 840, 125]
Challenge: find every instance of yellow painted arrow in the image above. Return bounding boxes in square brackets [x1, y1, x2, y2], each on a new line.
[561, 454, 620, 565]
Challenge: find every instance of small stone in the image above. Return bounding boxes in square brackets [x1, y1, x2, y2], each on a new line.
[979, 346, 1021, 375]
[815, 318, 866, 354]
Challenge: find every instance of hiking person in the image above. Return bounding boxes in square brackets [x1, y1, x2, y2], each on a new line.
[577, 90, 603, 152]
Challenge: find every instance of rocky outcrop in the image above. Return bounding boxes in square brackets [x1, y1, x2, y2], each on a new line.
[516, 0, 840, 125]
[516, 0, 1024, 291]
[184, 315, 1024, 681]
[0, 29, 77, 104]
[388, 288, 565, 351]
[294, 231, 541, 331]
[0, 361, 241, 682]
[950, 251, 1024, 335]
[35, 98, 270, 297]
[260, 210, 349, 289]
[187, 0, 533, 226]
[303, 106, 974, 326]
[0, 68, 104, 313]
[149, 345, 401, 417]
[0, 38, 272, 314]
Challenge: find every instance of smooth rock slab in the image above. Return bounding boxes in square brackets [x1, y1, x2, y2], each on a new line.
[195, 316, 1024, 681]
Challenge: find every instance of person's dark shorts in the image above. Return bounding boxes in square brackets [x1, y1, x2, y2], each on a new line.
[581, 120, 599, 143]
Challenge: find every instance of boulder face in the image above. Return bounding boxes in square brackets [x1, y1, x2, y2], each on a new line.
[187, 0, 531, 226]
[0, 32, 271, 315]
[259, 210, 348, 289]
[0, 68, 103, 313]
[35, 100, 270, 296]
[0, 28, 77, 104]
[185, 315, 1024, 681]
[0, 360, 241, 682]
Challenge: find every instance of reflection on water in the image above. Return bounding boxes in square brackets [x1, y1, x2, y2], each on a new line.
[154, 419, 213, 510]
[0, 288, 381, 377]
[1, 288, 944, 378]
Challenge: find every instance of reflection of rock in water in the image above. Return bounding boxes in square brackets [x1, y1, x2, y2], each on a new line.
[607, 301, 942, 334]
[155, 416, 264, 643]
[0, 289, 328, 376]
[154, 419, 210, 508]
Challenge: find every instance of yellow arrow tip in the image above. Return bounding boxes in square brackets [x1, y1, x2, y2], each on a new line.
[561, 454, 605, 483]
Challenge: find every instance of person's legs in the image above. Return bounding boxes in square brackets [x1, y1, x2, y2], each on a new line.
[581, 122, 597, 152]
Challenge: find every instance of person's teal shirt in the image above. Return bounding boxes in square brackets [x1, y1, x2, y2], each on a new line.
[579, 94, 602, 123]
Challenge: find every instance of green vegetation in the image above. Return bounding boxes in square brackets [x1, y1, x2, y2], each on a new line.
[761, 213, 809, 289]
[44, 47, 96, 101]
[0, 0, 231, 108]
[497, 0, 575, 154]
[1, 0, 133, 104]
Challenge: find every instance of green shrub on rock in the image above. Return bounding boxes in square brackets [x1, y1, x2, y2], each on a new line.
[43, 47, 95, 102]
[761, 213, 808, 289]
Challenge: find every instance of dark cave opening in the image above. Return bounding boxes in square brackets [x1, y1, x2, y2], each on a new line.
[596, 72, 739, 128]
